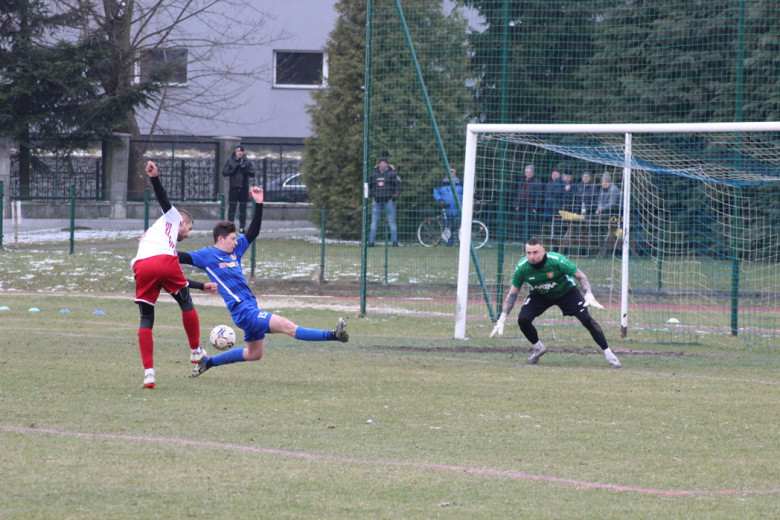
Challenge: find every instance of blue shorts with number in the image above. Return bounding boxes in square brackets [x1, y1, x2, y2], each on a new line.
[231, 301, 274, 342]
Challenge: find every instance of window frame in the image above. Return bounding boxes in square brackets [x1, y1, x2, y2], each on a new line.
[272, 50, 328, 90]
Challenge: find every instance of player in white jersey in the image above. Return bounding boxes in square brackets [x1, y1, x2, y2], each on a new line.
[132, 161, 216, 389]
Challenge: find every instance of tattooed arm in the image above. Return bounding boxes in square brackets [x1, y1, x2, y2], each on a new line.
[573, 269, 591, 294]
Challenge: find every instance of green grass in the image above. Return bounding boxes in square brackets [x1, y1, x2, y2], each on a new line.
[2, 294, 780, 518]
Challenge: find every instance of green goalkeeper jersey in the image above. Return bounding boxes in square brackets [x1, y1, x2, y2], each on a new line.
[511, 252, 579, 299]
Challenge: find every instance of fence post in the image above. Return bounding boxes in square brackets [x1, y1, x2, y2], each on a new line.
[69, 185, 76, 255]
[220, 193, 226, 220]
[180, 159, 186, 201]
[0, 180, 4, 249]
[144, 188, 150, 231]
[262, 157, 268, 194]
[319, 207, 326, 285]
[384, 223, 389, 284]
[250, 199, 256, 280]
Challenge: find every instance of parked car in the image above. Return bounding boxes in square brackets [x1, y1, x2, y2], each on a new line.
[263, 172, 308, 203]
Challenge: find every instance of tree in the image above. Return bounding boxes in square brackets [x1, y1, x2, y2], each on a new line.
[0, 0, 159, 196]
[304, 0, 472, 237]
[56, 0, 285, 197]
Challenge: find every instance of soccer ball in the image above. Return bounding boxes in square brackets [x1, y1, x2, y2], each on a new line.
[210, 325, 236, 351]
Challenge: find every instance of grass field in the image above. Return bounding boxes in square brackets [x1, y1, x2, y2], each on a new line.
[2, 293, 780, 519]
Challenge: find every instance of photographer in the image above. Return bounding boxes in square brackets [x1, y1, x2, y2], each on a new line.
[222, 145, 256, 233]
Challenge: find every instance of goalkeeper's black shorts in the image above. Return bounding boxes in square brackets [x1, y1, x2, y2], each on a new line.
[517, 287, 589, 322]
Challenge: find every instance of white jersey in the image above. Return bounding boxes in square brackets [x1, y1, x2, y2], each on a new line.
[131, 207, 183, 267]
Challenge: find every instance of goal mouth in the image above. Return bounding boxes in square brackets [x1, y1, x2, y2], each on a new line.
[455, 123, 780, 348]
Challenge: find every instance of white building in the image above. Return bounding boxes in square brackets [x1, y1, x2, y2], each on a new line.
[137, 0, 339, 141]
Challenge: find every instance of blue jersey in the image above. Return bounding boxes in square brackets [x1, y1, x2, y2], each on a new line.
[188, 235, 256, 314]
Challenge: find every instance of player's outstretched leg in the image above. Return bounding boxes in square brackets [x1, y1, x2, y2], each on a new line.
[273, 315, 349, 343]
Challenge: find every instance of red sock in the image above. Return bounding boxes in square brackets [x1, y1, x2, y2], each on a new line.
[138, 328, 154, 369]
[181, 309, 201, 350]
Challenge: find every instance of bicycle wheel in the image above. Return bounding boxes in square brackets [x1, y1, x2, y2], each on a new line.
[459, 220, 489, 249]
[418, 218, 443, 247]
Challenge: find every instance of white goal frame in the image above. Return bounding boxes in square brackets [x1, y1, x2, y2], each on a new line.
[455, 122, 780, 340]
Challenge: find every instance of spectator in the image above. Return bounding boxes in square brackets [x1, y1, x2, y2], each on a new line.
[368, 157, 402, 247]
[515, 164, 543, 240]
[433, 168, 464, 247]
[596, 172, 621, 216]
[222, 145, 255, 234]
[577, 171, 598, 215]
[543, 167, 565, 235]
[561, 170, 576, 213]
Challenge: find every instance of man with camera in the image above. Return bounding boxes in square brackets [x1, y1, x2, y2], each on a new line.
[223, 145, 256, 234]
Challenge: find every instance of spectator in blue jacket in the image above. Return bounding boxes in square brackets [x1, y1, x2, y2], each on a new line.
[433, 168, 464, 246]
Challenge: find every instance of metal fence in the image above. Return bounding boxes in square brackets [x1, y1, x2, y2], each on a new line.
[9, 143, 103, 200]
[134, 140, 220, 201]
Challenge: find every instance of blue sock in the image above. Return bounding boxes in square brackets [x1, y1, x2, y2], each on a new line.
[211, 348, 246, 366]
[294, 327, 335, 341]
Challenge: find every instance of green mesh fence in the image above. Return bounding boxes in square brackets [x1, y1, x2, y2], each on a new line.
[360, 0, 780, 346]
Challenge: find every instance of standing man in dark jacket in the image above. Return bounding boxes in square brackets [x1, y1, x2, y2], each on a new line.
[223, 145, 255, 233]
[368, 157, 402, 247]
[515, 164, 543, 241]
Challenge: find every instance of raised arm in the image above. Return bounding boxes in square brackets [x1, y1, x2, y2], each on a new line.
[243, 188, 264, 244]
[145, 162, 172, 213]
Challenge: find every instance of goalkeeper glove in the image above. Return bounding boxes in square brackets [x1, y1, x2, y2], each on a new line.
[490, 313, 507, 338]
[583, 292, 604, 309]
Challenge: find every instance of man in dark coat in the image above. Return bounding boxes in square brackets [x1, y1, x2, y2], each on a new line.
[223, 145, 255, 233]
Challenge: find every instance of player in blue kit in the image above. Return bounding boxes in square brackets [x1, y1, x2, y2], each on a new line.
[178, 187, 349, 378]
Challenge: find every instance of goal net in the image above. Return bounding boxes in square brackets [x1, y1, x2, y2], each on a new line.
[455, 123, 780, 349]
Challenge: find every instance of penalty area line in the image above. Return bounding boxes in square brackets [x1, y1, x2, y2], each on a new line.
[2, 425, 778, 496]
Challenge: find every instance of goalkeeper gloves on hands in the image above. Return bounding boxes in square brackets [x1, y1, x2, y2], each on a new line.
[584, 292, 604, 309]
[490, 313, 507, 338]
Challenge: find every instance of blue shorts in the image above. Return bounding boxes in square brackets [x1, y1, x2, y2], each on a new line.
[231, 302, 274, 342]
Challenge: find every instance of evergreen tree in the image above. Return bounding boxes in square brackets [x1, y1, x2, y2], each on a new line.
[0, 0, 159, 196]
[305, 0, 472, 238]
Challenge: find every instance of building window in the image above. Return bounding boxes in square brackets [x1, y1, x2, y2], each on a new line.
[139, 47, 188, 86]
[273, 51, 327, 89]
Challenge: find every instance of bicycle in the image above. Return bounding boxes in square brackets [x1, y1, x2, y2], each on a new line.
[417, 207, 489, 249]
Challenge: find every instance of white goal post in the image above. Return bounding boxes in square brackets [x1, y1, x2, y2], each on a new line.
[455, 122, 780, 341]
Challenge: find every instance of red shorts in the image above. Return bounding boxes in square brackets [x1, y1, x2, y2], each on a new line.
[133, 255, 188, 305]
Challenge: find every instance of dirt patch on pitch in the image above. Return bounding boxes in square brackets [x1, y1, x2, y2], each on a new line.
[366, 345, 694, 356]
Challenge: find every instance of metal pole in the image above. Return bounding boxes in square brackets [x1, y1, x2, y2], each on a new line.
[620, 134, 632, 338]
[731, 187, 741, 336]
[250, 199, 257, 280]
[144, 188, 150, 231]
[220, 193, 226, 220]
[319, 206, 326, 285]
[69, 185, 76, 255]
[360, 0, 373, 316]
[384, 223, 388, 284]
[180, 159, 186, 200]
[495, 0, 511, 316]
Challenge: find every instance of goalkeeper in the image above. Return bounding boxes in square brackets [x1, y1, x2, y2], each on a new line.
[490, 237, 620, 368]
